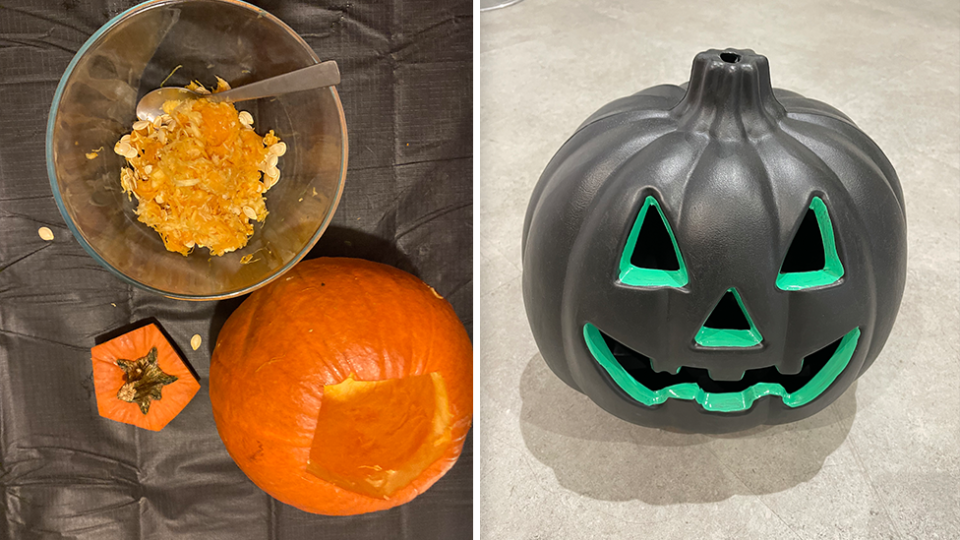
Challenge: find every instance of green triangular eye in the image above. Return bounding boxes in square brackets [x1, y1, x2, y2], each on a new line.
[777, 197, 844, 290]
[695, 288, 763, 347]
[619, 196, 688, 287]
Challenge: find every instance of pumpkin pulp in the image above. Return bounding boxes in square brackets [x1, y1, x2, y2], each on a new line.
[307, 372, 453, 499]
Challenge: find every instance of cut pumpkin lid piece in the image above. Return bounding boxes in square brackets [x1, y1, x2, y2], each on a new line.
[307, 372, 453, 499]
[91, 323, 200, 431]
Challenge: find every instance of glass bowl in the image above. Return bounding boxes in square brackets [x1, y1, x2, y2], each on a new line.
[46, 0, 347, 300]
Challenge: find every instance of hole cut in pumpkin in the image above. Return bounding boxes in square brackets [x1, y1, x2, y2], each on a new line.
[777, 197, 844, 290]
[584, 323, 860, 412]
[307, 372, 453, 499]
[695, 288, 763, 348]
[780, 207, 826, 272]
[619, 196, 688, 288]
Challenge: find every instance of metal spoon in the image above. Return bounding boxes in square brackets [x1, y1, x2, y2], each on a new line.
[136, 60, 340, 121]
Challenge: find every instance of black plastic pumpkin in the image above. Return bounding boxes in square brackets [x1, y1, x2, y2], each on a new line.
[521, 49, 906, 433]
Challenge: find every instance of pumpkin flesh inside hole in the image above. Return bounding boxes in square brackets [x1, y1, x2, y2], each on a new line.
[307, 372, 452, 499]
[583, 323, 860, 412]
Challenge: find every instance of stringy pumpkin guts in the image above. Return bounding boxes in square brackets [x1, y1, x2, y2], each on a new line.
[115, 78, 285, 256]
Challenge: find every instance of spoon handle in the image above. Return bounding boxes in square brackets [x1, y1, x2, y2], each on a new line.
[209, 61, 340, 103]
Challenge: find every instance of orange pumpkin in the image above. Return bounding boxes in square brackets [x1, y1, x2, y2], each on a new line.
[91, 323, 201, 431]
[209, 257, 473, 515]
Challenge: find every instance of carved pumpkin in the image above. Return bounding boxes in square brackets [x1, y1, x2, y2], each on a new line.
[210, 257, 472, 515]
[522, 49, 906, 433]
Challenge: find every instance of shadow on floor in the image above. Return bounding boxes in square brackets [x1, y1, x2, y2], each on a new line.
[518, 353, 857, 504]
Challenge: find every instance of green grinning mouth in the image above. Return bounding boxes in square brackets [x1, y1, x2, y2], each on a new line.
[583, 324, 860, 412]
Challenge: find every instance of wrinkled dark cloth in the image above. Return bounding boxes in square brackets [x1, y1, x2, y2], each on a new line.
[0, 0, 472, 538]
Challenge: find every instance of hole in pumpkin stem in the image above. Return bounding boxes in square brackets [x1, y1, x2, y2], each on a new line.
[720, 52, 741, 63]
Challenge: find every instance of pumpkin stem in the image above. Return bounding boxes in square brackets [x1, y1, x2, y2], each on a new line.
[671, 48, 786, 137]
[116, 347, 178, 415]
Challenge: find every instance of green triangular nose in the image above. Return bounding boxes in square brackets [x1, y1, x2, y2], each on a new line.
[695, 288, 763, 348]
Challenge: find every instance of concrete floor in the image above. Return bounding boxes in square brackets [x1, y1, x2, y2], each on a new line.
[476, 1, 959, 538]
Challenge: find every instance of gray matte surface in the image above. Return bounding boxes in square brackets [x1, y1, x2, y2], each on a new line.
[0, 0, 472, 538]
[478, 0, 958, 538]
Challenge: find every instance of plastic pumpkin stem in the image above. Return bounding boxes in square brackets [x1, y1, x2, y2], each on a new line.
[671, 48, 787, 136]
[116, 347, 179, 414]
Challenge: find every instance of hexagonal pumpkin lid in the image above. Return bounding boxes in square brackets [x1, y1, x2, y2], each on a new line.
[91, 323, 200, 431]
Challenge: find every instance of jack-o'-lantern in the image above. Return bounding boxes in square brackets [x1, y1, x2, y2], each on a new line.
[522, 49, 906, 433]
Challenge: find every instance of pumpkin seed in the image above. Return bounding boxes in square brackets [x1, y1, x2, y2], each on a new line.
[132, 120, 151, 131]
[38, 227, 54, 241]
[238, 111, 254, 126]
[190, 334, 202, 351]
[242, 206, 257, 220]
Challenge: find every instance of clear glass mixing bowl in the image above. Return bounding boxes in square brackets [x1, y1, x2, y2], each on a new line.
[46, 0, 347, 300]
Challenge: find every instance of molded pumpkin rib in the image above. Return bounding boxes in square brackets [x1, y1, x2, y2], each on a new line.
[773, 88, 856, 125]
[780, 116, 904, 214]
[576, 85, 685, 132]
[527, 117, 678, 239]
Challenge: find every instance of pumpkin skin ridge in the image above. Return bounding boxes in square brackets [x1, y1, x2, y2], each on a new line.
[522, 112, 681, 257]
[523, 49, 905, 432]
[778, 117, 905, 221]
[210, 257, 472, 515]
